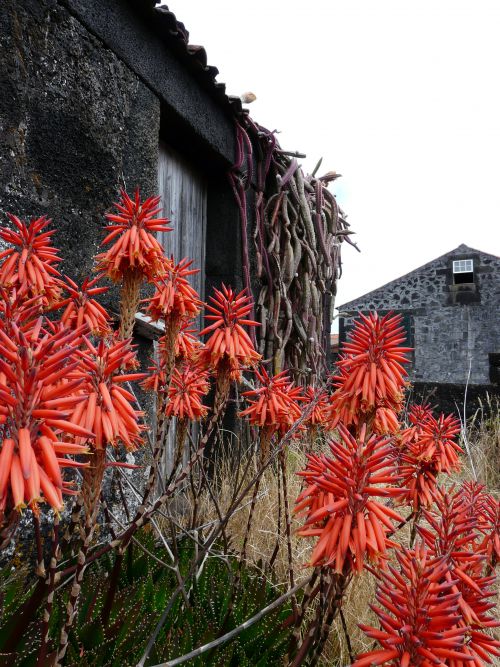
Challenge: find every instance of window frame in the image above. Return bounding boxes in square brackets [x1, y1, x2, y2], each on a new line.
[452, 259, 473, 274]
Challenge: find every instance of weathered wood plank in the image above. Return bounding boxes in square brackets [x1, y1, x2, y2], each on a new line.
[157, 142, 207, 476]
[158, 141, 207, 301]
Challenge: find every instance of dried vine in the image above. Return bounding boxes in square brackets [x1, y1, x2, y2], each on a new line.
[230, 119, 358, 382]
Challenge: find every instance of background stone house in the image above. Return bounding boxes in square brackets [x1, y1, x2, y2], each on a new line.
[338, 244, 500, 413]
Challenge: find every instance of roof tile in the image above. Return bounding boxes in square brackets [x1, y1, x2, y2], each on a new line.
[151, 3, 242, 115]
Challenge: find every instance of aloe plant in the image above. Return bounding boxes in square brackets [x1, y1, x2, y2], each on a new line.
[0, 530, 293, 666]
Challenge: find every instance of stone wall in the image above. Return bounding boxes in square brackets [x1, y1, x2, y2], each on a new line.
[0, 0, 160, 301]
[339, 245, 500, 385]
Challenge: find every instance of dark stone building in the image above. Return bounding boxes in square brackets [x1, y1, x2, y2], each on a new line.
[0, 0, 348, 380]
[0, 0, 245, 308]
[338, 244, 500, 413]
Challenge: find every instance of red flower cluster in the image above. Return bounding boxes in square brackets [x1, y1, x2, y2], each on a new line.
[146, 258, 201, 322]
[398, 405, 462, 510]
[239, 367, 303, 458]
[457, 482, 500, 565]
[169, 322, 203, 362]
[302, 386, 330, 427]
[55, 275, 111, 336]
[0, 311, 92, 513]
[353, 545, 471, 667]
[95, 189, 171, 282]
[165, 362, 210, 421]
[199, 285, 260, 380]
[141, 323, 204, 394]
[239, 368, 302, 433]
[326, 312, 411, 434]
[0, 214, 62, 306]
[416, 487, 500, 664]
[416, 412, 462, 473]
[295, 425, 404, 573]
[478, 491, 500, 565]
[69, 338, 146, 451]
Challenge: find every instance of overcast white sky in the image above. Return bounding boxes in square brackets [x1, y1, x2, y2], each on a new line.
[171, 1, 500, 326]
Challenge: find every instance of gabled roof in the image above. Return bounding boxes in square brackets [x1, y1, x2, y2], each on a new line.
[338, 244, 499, 309]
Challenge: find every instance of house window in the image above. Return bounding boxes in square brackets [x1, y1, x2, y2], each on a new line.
[452, 259, 474, 284]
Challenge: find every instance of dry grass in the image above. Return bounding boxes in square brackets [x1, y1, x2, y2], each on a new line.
[188, 438, 313, 587]
[464, 395, 500, 492]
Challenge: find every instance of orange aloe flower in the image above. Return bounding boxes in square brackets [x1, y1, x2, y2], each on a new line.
[408, 402, 434, 428]
[417, 487, 500, 664]
[239, 367, 302, 433]
[0, 312, 93, 514]
[397, 446, 439, 510]
[0, 288, 49, 329]
[146, 258, 201, 322]
[397, 406, 461, 510]
[0, 214, 62, 305]
[199, 285, 260, 380]
[239, 367, 303, 458]
[141, 357, 166, 394]
[456, 482, 500, 565]
[302, 386, 330, 427]
[169, 321, 204, 362]
[353, 545, 470, 667]
[164, 361, 210, 421]
[141, 324, 204, 394]
[145, 259, 202, 388]
[295, 424, 405, 573]
[326, 312, 411, 434]
[478, 492, 500, 565]
[54, 275, 111, 336]
[415, 412, 462, 473]
[95, 189, 171, 282]
[70, 338, 147, 451]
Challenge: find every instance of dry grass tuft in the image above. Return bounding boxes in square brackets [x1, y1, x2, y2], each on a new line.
[190, 438, 313, 586]
[464, 395, 500, 492]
